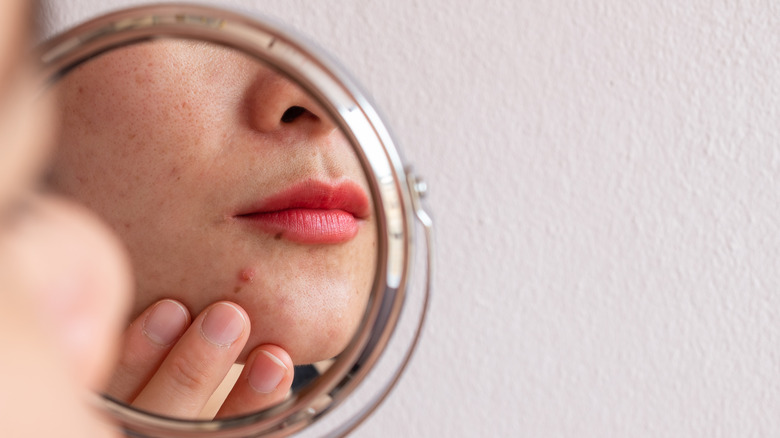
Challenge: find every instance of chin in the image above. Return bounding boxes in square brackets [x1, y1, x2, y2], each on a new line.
[240, 311, 362, 365]
[232, 270, 370, 365]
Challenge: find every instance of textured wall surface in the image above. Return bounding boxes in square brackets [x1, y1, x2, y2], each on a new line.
[42, 1, 780, 436]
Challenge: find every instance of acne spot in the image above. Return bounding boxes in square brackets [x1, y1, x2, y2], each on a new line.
[238, 268, 256, 283]
[274, 233, 283, 240]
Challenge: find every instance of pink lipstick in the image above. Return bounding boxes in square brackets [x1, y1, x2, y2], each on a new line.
[235, 180, 369, 244]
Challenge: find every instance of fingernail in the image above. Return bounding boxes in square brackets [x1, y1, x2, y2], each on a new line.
[200, 302, 246, 347]
[248, 349, 288, 393]
[143, 300, 189, 346]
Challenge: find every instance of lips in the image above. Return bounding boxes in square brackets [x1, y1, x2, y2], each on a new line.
[234, 179, 370, 244]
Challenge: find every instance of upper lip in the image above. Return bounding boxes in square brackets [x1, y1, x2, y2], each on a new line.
[235, 179, 371, 219]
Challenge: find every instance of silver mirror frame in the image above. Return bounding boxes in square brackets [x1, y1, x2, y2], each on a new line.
[37, 3, 432, 437]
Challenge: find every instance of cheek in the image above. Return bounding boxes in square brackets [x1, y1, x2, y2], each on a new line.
[51, 48, 227, 185]
[52, 73, 174, 201]
[49, 64, 229, 241]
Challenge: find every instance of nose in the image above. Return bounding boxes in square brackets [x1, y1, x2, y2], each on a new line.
[246, 70, 337, 137]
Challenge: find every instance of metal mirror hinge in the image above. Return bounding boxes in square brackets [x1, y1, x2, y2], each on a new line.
[405, 167, 432, 229]
[404, 165, 433, 308]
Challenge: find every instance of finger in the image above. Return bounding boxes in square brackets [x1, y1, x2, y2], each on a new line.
[216, 344, 294, 418]
[131, 301, 249, 417]
[107, 299, 191, 402]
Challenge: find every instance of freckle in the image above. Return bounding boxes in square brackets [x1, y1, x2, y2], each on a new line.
[233, 286, 242, 294]
[238, 268, 256, 283]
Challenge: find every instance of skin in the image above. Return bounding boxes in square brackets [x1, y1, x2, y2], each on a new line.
[46, 39, 377, 417]
[48, 39, 377, 365]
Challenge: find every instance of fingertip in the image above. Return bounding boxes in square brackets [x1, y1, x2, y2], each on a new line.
[200, 302, 249, 347]
[142, 299, 190, 346]
[256, 344, 293, 369]
[247, 344, 293, 394]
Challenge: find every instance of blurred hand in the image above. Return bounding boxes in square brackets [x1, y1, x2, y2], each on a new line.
[0, 196, 132, 437]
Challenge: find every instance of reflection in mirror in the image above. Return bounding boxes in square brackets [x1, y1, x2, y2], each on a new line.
[45, 39, 377, 419]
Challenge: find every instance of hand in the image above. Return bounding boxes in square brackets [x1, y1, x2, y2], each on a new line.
[0, 196, 133, 437]
[108, 299, 295, 419]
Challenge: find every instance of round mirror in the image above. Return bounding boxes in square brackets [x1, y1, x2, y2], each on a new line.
[37, 4, 431, 437]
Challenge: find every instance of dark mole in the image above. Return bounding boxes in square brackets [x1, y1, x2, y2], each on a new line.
[274, 233, 283, 240]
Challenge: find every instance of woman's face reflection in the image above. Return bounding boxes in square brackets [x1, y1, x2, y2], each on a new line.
[48, 40, 377, 365]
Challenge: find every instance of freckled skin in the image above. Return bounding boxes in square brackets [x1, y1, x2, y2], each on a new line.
[47, 40, 377, 364]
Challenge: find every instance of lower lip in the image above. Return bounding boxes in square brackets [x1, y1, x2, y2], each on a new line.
[238, 209, 361, 244]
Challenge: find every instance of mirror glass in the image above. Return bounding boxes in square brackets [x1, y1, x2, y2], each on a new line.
[44, 38, 378, 420]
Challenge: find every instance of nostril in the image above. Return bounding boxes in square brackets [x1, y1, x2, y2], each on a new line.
[280, 106, 307, 123]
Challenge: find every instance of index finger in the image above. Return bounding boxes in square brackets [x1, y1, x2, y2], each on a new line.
[131, 301, 250, 417]
[107, 299, 191, 402]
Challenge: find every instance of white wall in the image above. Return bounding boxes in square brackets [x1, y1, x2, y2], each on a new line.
[42, 1, 780, 436]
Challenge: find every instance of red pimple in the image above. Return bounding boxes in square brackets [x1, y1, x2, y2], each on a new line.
[239, 268, 256, 283]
